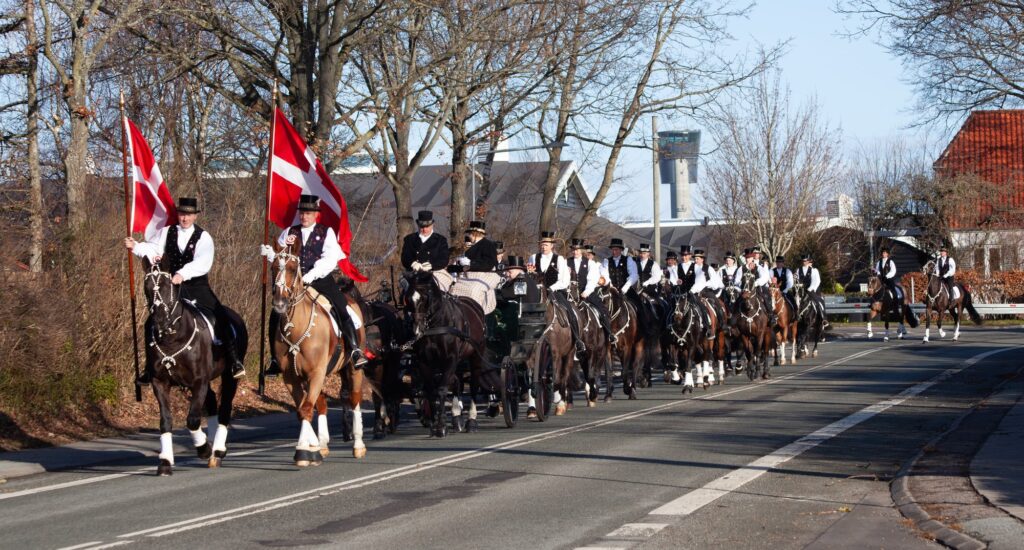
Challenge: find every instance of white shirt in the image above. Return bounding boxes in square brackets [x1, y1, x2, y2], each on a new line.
[720, 264, 741, 287]
[875, 258, 897, 280]
[691, 263, 722, 293]
[535, 252, 571, 291]
[569, 256, 601, 296]
[602, 255, 639, 294]
[797, 265, 821, 292]
[132, 224, 213, 282]
[772, 267, 794, 292]
[754, 262, 771, 287]
[664, 264, 679, 284]
[934, 256, 956, 278]
[276, 225, 345, 282]
[418, 230, 433, 243]
[637, 258, 661, 288]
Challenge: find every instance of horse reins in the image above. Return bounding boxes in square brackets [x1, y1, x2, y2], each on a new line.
[145, 268, 204, 375]
[273, 251, 332, 376]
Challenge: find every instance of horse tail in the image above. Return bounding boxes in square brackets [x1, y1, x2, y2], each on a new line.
[903, 303, 919, 328]
[963, 289, 983, 325]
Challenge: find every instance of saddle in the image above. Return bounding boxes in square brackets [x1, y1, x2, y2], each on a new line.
[305, 288, 364, 336]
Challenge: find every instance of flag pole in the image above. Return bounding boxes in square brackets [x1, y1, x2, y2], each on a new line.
[120, 92, 142, 402]
[259, 81, 278, 397]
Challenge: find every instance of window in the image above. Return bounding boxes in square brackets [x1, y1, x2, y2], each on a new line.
[974, 248, 985, 271]
[989, 247, 1002, 272]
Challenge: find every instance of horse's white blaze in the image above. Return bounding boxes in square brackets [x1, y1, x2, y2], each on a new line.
[297, 419, 316, 450]
[410, 291, 420, 304]
[159, 432, 174, 465]
[468, 399, 478, 420]
[317, 413, 330, 448]
[190, 428, 207, 448]
[684, 371, 694, 388]
[213, 424, 228, 453]
[352, 404, 365, 451]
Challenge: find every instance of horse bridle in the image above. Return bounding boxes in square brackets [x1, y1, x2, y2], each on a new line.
[669, 295, 697, 345]
[272, 251, 322, 359]
[144, 266, 202, 372]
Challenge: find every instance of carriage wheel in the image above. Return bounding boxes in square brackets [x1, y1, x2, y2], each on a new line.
[500, 358, 519, 428]
[533, 345, 554, 422]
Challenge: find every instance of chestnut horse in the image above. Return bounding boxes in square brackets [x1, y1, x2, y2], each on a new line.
[598, 286, 643, 401]
[271, 243, 367, 465]
[141, 260, 246, 476]
[769, 285, 798, 365]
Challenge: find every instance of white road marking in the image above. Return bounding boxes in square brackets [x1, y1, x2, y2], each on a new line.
[648, 345, 1021, 516]
[605, 523, 669, 538]
[114, 347, 886, 540]
[55, 542, 105, 550]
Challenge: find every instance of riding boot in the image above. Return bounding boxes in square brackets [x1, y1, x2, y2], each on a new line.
[136, 365, 153, 386]
[761, 288, 778, 325]
[342, 318, 367, 369]
[215, 312, 246, 379]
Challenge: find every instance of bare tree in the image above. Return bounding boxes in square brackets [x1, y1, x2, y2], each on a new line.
[838, 0, 1024, 122]
[850, 137, 933, 233]
[705, 71, 843, 260]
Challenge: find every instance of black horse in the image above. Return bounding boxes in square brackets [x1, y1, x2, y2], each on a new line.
[792, 282, 825, 359]
[402, 271, 498, 437]
[353, 299, 407, 440]
[141, 259, 247, 476]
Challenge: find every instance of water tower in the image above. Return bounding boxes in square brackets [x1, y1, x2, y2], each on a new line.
[658, 130, 700, 219]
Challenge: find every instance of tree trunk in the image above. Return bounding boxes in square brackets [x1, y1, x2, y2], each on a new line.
[448, 99, 471, 251]
[64, 15, 90, 230]
[26, 0, 42, 272]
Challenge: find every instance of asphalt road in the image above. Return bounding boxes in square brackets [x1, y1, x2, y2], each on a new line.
[2, 327, 1022, 550]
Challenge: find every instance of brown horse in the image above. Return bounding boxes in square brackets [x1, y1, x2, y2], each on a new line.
[734, 274, 776, 380]
[568, 288, 610, 408]
[769, 285, 798, 365]
[921, 261, 982, 342]
[141, 260, 246, 476]
[271, 243, 367, 465]
[534, 290, 578, 416]
[664, 292, 728, 392]
[866, 276, 918, 341]
[598, 286, 644, 401]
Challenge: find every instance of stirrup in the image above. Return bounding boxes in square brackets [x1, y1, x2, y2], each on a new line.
[136, 371, 152, 386]
[351, 349, 367, 369]
[231, 361, 246, 379]
[265, 358, 282, 378]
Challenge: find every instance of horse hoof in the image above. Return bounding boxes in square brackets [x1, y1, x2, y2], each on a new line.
[898, 333, 905, 340]
[812, 350, 818, 357]
[452, 416, 465, 433]
[587, 401, 596, 408]
[526, 407, 538, 418]
[294, 449, 316, 467]
[208, 456, 221, 468]
[466, 419, 479, 432]
[157, 460, 173, 476]
[602, 396, 613, 403]
[883, 336, 889, 342]
[353, 446, 367, 459]
[319, 447, 330, 458]
[196, 442, 212, 460]
[311, 450, 323, 465]
[555, 403, 567, 415]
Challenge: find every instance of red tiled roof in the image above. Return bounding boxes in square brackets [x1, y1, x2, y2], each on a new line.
[935, 110, 1024, 228]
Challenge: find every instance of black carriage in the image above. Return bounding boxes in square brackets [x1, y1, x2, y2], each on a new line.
[487, 288, 555, 423]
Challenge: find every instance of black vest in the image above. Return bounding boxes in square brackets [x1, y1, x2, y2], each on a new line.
[289, 224, 329, 275]
[638, 259, 655, 284]
[679, 262, 696, 291]
[570, 256, 589, 284]
[880, 258, 893, 279]
[607, 256, 630, 289]
[164, 225, 208, 285]
[798, 266, 813, 286]
[773, 267, 787, 281]
[939, 257, 951, 277]
[534, 253, 561, 287]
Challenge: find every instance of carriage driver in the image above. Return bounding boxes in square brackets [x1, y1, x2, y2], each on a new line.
[569, 238, 614, 342]
[259, 194, 366, 375]
[401, 210, 450, 272]
[454, 220, 497, 272]
[529, 231, 586, 354]
[690, 249, 724, 340]
[932, 246, 959, 300]
[125, 197, 245, 384]
[874, 247, 902, 300]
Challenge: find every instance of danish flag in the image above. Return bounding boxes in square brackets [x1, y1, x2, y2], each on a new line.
[125, 117, 176, 239]
[267, 108, 367, 282]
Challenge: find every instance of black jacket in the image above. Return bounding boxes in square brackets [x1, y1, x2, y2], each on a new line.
[465, 238, 497, 271]
[401, 231, 449, 270]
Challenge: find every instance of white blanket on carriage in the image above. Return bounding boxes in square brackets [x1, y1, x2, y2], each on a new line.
[432, 270, 501, 314]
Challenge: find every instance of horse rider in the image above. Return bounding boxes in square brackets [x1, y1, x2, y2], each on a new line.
[719, 251, 742, 290]
[677, 245, 696, 292]
[569, 238, 615, 342]
[874, 247, 902, 300]
[529, 231, 586, 354]
[584, 243, 598, 265]
[932, 246, 959, 300]
[690, 249, 724, 340]
[602, 238, 640, 301]
[772, 254, 795, 309]
[125, 197, 245, 384]
[750, 246, 778, 325]
[260, 194, 366, 375]
[401, 210, 449, 272]
[796, 254, 826, 322]
[663, 250, 680, 286]
[634, 243, 666, 319]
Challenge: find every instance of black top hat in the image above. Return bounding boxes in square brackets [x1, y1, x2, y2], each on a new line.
[296, 194, 319, 212]
[177, 197, 200, 214]
[638, 243, 651, 252]
[416, 210, 434, 227]
[752, 246, 763, 254]
[710, 263, 720, 269]
[609, 238, 625, 249]
[724, 251, 735, 260]
[570, 238, 585, 249]
[466, 220, 486, 234]
[694, 249, 706, 258]
[539, 230, 556, 243]
[801, 254, 813, 262]
[505, 255, 526, 269]
[495, 240, 504, 253]
[679, 245, 693, 255]
[775, 255, 785, 263]
[665, 251, 678, 259]
[584, 244, 595, 253]
[742, 248, 751, 255]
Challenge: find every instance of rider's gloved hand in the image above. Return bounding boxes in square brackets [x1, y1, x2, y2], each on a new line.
[259, 244, 275, 260]
[421, 262, 433, 272]
[411, 261, 423, 271]
[301, 273, 314, 284]
[458, 257, 470, 266]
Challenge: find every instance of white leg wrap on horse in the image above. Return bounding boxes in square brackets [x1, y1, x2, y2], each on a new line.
[468, 399, 478, 420]
[206, 416, 219, 447]
[718, 361, 725, 380]
[528, 393, 536, 408]
[317, 413, 330, 447]
[671, 369, 681, 382]
[159, 432, 174, 464]
[213, 424, 228, 452]
[190, 428, 207, 448]
[451, 397, 463, 416]
[684, 371, 694, 387]
[352, 405, 365, 450]
[298, 419, 316, 450]
[706, 362, 715, 383]
[552, 390, 563, 404]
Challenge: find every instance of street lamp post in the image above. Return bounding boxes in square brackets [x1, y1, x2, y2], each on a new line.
[469, 141, 568, 221]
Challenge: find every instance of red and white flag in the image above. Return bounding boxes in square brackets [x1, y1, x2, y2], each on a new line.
[268, 108, 366, 282]
[125, 117, 176, 239]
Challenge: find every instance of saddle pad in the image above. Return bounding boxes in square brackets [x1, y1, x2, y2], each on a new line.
[308, 293, 363, 335]
[197, 311, 219, 344]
